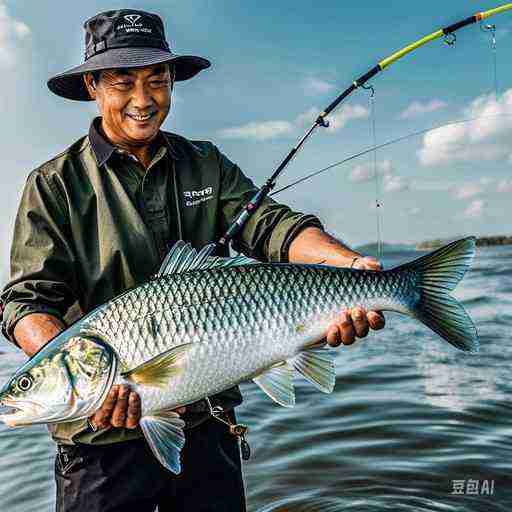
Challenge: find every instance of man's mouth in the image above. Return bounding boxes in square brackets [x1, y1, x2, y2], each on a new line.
[126, 111, 157, 122]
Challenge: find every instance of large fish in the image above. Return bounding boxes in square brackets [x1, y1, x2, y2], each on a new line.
[0, 237, 478, 473]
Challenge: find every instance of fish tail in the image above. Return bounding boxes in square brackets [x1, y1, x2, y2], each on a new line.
[395, 236, 479, 353]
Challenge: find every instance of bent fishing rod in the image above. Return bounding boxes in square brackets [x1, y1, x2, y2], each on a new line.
[217, 3, 512, 248]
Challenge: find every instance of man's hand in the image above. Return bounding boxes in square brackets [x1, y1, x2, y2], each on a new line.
[89, 384, 186, 430]
[326, 255, 385, 347]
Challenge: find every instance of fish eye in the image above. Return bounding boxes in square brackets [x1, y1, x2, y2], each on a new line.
[16, 374, 33, 392]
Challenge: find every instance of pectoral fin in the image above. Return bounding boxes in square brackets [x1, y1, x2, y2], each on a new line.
[122, 343, 193, 389]
[140, 411, 186, 474]
[253, 362, 295, 407]
[290, 346, 335, 393]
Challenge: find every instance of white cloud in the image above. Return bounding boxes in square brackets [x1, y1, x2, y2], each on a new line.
[348, 159, 392, 183]
[418, 89, 512, 167]
[219, 102, 368, 141]
[303, 77, 334, 95]
[497, 178, 512, 193]
[399, 99, 447, 119]
[349, 164, 373, 183]
[453, 182, 484, 199]
[463, 199, 486, 219]
[383, 174, 409, 193]
[217, 120, 294, 141]
[0, 2, 30, 68]
[326, 104, 368, 133]
[348, 159, 408, 193]
[295, 103, 368, 133]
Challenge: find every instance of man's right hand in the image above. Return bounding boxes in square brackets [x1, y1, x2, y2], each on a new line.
[89, 384, 186, 430]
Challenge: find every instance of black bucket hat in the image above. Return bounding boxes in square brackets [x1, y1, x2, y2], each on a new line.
[47, 9, 211, 101]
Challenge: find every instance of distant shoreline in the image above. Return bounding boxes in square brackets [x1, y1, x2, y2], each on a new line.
[416, 235, 512, 250]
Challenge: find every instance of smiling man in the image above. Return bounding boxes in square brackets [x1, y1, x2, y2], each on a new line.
[1, 9, 384, 512]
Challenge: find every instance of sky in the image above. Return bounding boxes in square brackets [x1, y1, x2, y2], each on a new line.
[1, 0, 512, 276]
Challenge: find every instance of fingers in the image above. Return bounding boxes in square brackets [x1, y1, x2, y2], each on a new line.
[351, 307, 369, 338]
[368, 311, 385, 330]
[90, 385, 119, 429]
[352, 257, 382, 271]
[125, 390, 142, 429]
[327, 310, 355, 347]
[327, 308, 385, 348]
[89, 386, 185, 431]
[326, 324, 342, 347]
[111, 384, 130, 428]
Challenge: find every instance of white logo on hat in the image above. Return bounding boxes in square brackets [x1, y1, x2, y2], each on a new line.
[124, 14, 142, 25]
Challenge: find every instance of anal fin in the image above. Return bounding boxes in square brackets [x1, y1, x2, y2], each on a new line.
[140, 411, 186, 474]
[253, 362, 295, 407]
[290, 346, 335, 393]
[122, 343, 193, 389]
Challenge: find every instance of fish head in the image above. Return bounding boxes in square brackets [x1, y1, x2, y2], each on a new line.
[0, 335, 117, 427]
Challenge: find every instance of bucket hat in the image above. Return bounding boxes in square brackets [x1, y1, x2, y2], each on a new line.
[47, 9, 211, 101]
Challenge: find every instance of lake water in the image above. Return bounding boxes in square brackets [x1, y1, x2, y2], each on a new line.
[0, 244, 511, 511]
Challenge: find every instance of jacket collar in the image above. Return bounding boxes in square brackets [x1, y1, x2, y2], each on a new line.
[88, 116, 183, 167]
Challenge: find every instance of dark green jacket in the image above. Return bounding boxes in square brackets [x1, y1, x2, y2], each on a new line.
[1, 118, 322, 444]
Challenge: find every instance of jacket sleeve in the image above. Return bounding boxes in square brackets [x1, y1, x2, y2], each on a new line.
[216, 146, 323, 262]
[1, 170, 79, 344]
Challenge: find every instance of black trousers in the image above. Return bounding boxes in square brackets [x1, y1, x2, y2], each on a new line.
[55, 416, 246, 512]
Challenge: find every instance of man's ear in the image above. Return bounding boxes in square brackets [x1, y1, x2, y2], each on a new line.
[83, 73, 97, 100]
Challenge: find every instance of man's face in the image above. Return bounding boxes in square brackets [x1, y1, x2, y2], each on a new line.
[84, 64, 173, 148]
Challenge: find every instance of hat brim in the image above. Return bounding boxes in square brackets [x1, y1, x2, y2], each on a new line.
[47, 47, 211, 101]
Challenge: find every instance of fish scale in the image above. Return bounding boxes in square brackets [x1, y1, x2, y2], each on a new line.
[82, 264, 407, 375]
[0, 238, 478, 475]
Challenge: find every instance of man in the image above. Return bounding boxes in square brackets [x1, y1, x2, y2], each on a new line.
[1, 9, 385, 512]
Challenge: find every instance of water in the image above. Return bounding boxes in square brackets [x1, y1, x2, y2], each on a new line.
[0, 245, 511, 511]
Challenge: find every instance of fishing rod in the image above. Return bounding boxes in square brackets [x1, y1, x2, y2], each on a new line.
[217, 2, 512, 248]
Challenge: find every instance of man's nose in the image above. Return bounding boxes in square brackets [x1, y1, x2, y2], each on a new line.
[130, 82, 153, 109]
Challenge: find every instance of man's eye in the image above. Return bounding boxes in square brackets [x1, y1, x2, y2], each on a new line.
[113, 82, 132, 89]
[150, 80, 168, 87]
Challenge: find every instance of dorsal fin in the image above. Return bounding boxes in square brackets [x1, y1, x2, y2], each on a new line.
[156, 241, 257, 277]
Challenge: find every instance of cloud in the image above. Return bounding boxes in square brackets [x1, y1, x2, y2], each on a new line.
[348, 159, 408, 193]
[295, 104, 368, 133]
[463, 199, 486, 219]
[303, 77, 334, 95]
[383, 174, 409, 193]
[497, 178, 512, 193]
[452, 182, 484, 199]
[217, 120, 294, 141]
[326, 104, 369, 132]
[0, 2, 30, 68]
[218, 103, 368, 141]
[399, 99, 447, 119]
[348, 159, 392, 183]
[418, 89, 512, 167]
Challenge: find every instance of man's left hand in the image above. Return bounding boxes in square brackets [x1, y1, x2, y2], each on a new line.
[326, 256, 386, 347]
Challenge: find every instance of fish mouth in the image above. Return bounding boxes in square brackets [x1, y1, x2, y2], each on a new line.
[0, 398, 46, 427]
[0, 396, 83, 427]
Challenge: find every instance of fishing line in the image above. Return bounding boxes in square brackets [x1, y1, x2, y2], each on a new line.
[481, 23, 499, 96]
[270, 112, 512, 196]
[218, 3, 512, 248]
[362, 84, 383, 259]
